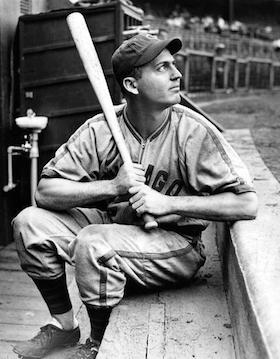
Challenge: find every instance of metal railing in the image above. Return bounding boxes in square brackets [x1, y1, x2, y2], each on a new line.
[178, 50, 280, 93]
[169, 29, 280, 93]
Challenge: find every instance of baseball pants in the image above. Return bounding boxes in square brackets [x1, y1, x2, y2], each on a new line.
[12, 206, 205, 308]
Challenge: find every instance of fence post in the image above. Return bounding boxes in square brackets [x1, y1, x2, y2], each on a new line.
[245, 60, 251, 89]
[269, 62, 274, 90]
[211, 57, 216, 92]
[224, 58, 229, 89]
[234, 58, 238, 90]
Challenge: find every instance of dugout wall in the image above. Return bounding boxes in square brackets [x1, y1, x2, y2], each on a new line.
[2, 1, 143, 244]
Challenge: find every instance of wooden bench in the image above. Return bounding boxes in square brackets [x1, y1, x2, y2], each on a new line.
[96, 222, 235, 359]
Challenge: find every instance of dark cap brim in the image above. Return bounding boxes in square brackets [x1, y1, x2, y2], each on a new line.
[135, 38, 182, 67]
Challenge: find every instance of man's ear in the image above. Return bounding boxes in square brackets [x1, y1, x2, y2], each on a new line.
[123, 77, 138, 95]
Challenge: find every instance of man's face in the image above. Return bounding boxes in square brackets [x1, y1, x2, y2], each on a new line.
[135, 49, 182, 108]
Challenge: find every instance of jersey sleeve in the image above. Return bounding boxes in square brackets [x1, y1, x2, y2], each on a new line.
[41, 119, 100, 181]
[181, 113, 255, 195]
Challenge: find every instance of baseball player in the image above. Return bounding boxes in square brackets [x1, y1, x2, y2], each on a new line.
[12, 33, 258, 359]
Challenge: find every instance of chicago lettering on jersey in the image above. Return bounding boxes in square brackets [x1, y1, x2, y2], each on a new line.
[145, 164, 183, 196]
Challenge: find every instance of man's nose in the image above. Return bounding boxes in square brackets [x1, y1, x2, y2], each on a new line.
[171, 65, 182, 80]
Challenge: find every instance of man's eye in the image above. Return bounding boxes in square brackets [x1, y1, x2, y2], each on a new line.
[158, 64, 167, 72]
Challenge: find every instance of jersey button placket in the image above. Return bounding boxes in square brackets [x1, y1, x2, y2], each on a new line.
[138, 141, 147, 164]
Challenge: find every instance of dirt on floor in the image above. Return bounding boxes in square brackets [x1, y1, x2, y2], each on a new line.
[198, 91, 280, 183]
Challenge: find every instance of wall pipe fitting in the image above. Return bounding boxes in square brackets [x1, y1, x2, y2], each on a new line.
[3, 110, 48, 206]
[3, 146, 29, 193]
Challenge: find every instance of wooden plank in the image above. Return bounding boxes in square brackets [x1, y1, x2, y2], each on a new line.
[0, 341, 20, 359]
[0, 262, 21, 271]
[146, 304, 165, 359]
[98, 293, 157, 359]
[0, 308, 49, 326]
[22, 34, 115, 54]
[0, 294, 47, 311]
[0, 249, 18, 261]
[0, 243, 19, 271]
[0, 281, 40, 297]
[162, 285, 234, 359]
[162, 225, 235, 359]
[0, 324, 39, 342]
[0, 270, 31, 283]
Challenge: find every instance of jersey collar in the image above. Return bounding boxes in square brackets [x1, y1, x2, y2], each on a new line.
[122, 106, 171, 143]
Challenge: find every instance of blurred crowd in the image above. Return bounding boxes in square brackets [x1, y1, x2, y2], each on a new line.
[69, 0, 280, 50]
[68, 0, 134, 7]
[144, 3, 280, 46]
[162, 5, 277, 41]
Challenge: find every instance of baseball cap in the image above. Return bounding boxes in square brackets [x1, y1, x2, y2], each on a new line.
[112, 33, 182, 83]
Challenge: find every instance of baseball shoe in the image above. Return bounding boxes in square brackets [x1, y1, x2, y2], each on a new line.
[66, 338, 99, 359]
[13, 324, 80, 358]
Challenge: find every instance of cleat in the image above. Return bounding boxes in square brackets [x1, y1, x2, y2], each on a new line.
[66, 338, 99, 359]
[13, 324, 80, 358]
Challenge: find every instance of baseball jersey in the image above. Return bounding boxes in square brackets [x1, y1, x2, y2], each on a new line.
[41, 103, 255, 231]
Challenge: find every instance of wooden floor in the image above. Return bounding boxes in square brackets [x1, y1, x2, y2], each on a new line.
[0, 243, 85, 359]
[0, 224, 235, 359]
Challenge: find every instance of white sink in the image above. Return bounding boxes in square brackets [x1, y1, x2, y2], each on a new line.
[15, 116, 48, 131]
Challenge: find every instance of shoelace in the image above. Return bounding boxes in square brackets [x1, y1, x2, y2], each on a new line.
[73, 339, 98, 359]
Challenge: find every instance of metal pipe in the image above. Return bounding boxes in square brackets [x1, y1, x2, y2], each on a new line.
[3, 146, 28, 192]
[30, 157, 38, 206]
[29, 131, 39, 206]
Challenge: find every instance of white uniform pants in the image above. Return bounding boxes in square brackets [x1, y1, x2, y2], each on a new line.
[12, 206, 205, 307]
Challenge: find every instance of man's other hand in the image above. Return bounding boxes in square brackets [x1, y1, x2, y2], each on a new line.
[129, 185, 171, 216]
[114, 163, 146, 195]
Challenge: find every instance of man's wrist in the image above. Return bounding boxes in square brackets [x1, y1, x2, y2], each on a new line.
[164, 195, 178, 215]
[105, 179, 120, 197]
[167, 195, 190, 216]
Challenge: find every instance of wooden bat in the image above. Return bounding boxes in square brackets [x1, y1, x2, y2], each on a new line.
[66, 12, 158, 230]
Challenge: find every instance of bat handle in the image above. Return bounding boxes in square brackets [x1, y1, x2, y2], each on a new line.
[143, 213, 158, 230]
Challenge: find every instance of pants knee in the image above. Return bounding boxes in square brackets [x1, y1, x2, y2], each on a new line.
[13, 206, 41, 230]
[12, 206, 39, 242]
[12, 206, 66, 279]
[72, 225, 114, 261]
[72, 225, 126, 307]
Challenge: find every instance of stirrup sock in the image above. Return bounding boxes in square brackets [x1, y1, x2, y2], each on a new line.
[32, 273, 72, 315]
[86, 305, 112, 344]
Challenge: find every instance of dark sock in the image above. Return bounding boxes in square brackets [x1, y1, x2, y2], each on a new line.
[85, 304, 112, 344]
[32, 273, 72, 315]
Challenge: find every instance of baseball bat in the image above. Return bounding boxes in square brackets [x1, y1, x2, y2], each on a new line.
[67, 12, 158, 230]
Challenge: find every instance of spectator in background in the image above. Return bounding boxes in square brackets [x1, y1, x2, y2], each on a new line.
[202, 15, 215, 33]
[273, 39, 280, 52]
[230, 20, 247, 36]
[181, 7, 191, 29]
[166, 5, 190, 29]
[216, 16, 228, 35]
[158, 28, 169, 40]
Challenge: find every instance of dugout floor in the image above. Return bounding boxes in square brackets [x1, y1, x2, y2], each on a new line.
[0, 223, 235, 359]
